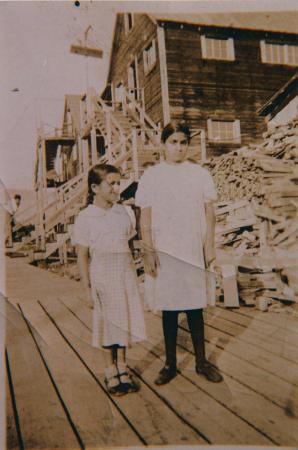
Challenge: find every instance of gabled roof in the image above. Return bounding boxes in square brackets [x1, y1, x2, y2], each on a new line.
[149, 11, 298, 34]
[258, 73, 298, 116]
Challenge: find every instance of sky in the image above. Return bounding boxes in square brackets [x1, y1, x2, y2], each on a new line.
[0, 0, 297, 190]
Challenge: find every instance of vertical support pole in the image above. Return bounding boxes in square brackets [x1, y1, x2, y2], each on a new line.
[82, 139, 89, 171]
[132, 128, 139, 181]
[110, 82, 115, 111]
[106, 110, 112, 160]
[91, 127, 97, 165]
[41, 138, 47, 251]
[200, 129, 207, 163]
[157, 26, 170, 126]
[122, 88, 127, 115]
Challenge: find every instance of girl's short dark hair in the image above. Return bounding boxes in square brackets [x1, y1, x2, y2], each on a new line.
[87, 164, 120, 204]
[161, 121, 191, 143]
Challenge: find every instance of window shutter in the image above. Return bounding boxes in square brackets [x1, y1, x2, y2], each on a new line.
[228, 38, 235, 60]
[233, 120, 241, 143]
[201, 35, 207, 58]
[260, 40, 266, 62]
[207, 119, 213, 140]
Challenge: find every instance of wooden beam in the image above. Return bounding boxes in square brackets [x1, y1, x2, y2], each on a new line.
[221, 264, 239, 308]
[157, 26, 170, 125]
[70, 44, 103, 59]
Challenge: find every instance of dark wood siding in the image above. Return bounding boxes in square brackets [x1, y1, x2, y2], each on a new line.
[108, 14, 163, 124]
[164, 24, 297, 156]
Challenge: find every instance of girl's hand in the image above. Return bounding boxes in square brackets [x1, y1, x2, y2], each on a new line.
[84, 286, 94, 309]
[143, 249, 160, 278]
[204, 245, 216, 268]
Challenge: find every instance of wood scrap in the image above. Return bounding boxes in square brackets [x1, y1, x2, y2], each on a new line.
[209, 118, 298, 308]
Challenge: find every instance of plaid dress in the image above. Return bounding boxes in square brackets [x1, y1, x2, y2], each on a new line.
[73, 204, 147, 348]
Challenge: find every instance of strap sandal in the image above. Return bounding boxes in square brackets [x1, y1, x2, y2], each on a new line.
[196, 360, 223, 383]
[104, 374, 126, 396]
[118, 371, 140, 393]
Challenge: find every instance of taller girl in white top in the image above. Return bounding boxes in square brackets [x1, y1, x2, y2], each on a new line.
[135, 121, 223, 385]
[73, 164, 146, 396]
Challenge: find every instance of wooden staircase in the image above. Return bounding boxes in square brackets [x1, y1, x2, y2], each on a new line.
[7, 86, 205, 263]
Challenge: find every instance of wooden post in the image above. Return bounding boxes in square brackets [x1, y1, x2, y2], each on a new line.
[200, 129, 207, 162]
[36, 139, 47, 252]
[221, 264, 239, 308]
[106, 111, 112, 160]
[122, 88, 127, 115]
[82, 139, 89, 171]
[132, 128, 139, 181]
[91, 127, 97, 165]
[157, 26, 170, 125]
[110, 82, 115, 111]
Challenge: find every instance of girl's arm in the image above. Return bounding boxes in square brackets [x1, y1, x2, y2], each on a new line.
[76, 244, 91, 290]
[140, 207, 159, 277]
[204, 202, 216, 267]
[140, 207, 154, 249]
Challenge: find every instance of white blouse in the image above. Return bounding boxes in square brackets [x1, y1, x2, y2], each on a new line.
[135, 161, 217, 266]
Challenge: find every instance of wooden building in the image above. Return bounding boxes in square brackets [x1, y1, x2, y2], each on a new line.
[103, 12, 298, 156]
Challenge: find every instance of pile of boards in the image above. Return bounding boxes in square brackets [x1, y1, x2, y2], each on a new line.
[207, 118, 298, 307]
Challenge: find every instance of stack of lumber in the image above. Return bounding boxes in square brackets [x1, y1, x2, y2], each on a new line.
[208, 118, 298, 205]
[210, 119, 298, 306]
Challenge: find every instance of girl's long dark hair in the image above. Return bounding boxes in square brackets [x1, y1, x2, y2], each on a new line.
[87, 164, 120, 205]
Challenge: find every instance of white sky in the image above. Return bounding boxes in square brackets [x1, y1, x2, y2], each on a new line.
[0, 0, 297, 190]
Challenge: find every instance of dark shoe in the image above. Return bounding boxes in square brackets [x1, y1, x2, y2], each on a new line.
[104, 375, 127, 396]
[118, 371, 140, 393]
[196, 360, 223, 383]
[154, 366, 177, 385]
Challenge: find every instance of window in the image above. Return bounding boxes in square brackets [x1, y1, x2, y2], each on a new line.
[143, 40, 157, 74]
[124, 13, 134, 34]
[260, 41, 298, 66]
[201, 35, 235, 61]
[207, 119, 241, 143]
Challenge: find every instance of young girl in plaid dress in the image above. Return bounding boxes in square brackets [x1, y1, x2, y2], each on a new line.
[73, 164, 146, 396]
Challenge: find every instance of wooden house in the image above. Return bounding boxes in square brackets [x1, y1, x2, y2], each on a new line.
[102, 12, 298, 156]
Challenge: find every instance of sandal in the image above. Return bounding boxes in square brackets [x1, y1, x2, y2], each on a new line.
[118, 370, 140, 393]
[104, 374, 126, 397]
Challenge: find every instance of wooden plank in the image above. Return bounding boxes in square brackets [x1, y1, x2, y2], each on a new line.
[210, 305, 298, 347]
[221, 265, 239, 308]
[221, 305, 298, 335]
[5, 361, 21, 450]
[147, 312, 298, 446]
[18, 296, 140, 448]
[60, 295, 272, 445]
[203, 309, 298, 363]
[5, 300, 80, 449]
[43, 295, 205, 446]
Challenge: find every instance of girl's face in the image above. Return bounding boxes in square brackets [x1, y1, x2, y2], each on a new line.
[92, 172, 121, 204]
[164, 132, 189, 163]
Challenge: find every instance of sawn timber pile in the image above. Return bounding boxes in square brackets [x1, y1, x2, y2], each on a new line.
[207, 119, 298, 305]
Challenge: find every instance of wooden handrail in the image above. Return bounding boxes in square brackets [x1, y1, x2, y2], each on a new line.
[122, 87, 159, 134]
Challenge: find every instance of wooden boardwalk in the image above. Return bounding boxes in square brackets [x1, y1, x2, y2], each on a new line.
[5, 257, 298, 449]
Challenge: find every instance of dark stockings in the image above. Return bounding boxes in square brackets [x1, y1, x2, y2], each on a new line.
[162, 309, 205, 368]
